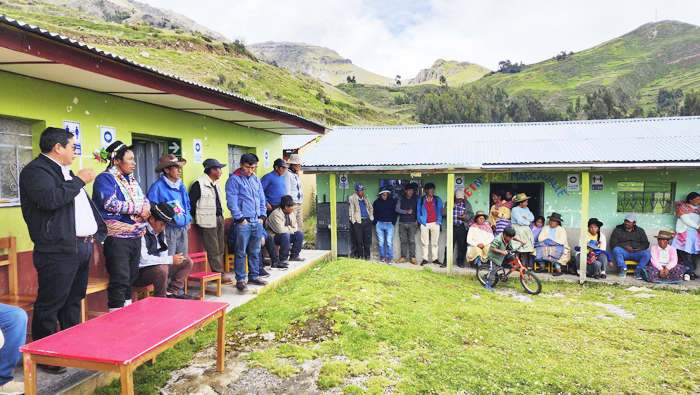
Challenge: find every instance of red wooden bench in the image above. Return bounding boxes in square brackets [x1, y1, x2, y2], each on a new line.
[184, 251, 222, 301]
[20, 297, 229, 395]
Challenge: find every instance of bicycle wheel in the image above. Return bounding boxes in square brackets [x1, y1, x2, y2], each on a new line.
[477, 263, 500, 287]
[520, 270, 542, 295]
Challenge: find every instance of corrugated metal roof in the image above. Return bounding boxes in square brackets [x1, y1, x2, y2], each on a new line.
[0, 15, 327, 131]
[302, 117, 700, 171]
[283, 135, 318, 150]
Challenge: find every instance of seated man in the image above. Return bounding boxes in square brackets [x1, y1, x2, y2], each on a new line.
[610, 214, 651, 279]
[133, 202, 194, 299]
[266, 195, 305, 263]
[262, 228, 288, 271]
[0, 303, 28, 392]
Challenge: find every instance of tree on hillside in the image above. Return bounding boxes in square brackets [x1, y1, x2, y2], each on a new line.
[655, 88, 683, 117]
[497, 60, 524, 74]
[681, 90, 700, 116]
[439, 75, 448, 92]
[395, 75, 401, 86]
[346, 75, 356, 84]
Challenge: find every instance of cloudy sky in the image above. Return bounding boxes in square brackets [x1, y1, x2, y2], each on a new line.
[144, 0, 700, 78]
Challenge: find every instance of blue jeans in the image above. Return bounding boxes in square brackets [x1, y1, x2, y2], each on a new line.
[376, 222, 395, 259]
[234, 221, 262, 282]
[0, 303, 28, 385]
[612, 247, 652, 271]
[274, 231, 303, 261]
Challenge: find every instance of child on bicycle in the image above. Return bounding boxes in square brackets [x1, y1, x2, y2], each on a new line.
[484, 225, 526, 292]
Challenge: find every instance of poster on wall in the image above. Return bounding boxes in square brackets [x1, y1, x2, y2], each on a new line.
[100, 126, 115, 149]
[567, 174, 580, 191]
[63, 120, 81, 155]
[339, 174, 349, 189]
[193, 139, 203, 164]
[454, 176, 465, 190]
[591, 174, 604, 190]
[264, 149, 270, 168]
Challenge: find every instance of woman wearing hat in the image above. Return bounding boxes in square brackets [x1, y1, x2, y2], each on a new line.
[92, 141, 150, 310]
[373, 189, 397, 263]
[671, 192, 700, 280]
[646, 231, 686, 283]
[509, 193, 535, 263]
[467, 211, 494, 266]
[534, 212, 570, 276]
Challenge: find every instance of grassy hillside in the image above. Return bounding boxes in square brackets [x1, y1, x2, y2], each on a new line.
[0, 1, 415, 127]
[407, 58, 491, 86]
[249, 42, 395, 86]
[474, 21, 700, 112]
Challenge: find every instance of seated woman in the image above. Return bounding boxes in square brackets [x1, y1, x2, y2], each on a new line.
[534, 212, 570, 276]
[509, 193, 535, 263]
[467, 211, 494, 266]
[671, 192, 700, 280]
[575, 218, 612, 279]
[489, 190, 511, 234]
[527, 216, 545, 268]
[646, 230, 686, 283]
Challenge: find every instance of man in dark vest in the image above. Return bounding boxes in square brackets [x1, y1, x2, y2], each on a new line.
[395, 183, 419, 264]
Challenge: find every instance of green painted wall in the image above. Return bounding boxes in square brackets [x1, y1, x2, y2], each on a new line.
[0, 71, 283, 252]
[316, 169, 698, 232]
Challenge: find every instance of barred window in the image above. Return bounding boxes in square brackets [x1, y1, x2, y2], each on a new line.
[0, 117, 33, 207]
[616, 182, 675, 214]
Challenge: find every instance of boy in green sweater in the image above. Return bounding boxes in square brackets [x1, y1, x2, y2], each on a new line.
[485, 225, 526, 292]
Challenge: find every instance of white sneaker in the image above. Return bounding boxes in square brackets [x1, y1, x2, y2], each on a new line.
[0, 379, 25, 394]
[123, 299, 132, 306]
[684, 274, 691, 281]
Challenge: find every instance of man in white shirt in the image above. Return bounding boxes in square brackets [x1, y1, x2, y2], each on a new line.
[19, 127, 108, 374]
[133, 202, 194, 299]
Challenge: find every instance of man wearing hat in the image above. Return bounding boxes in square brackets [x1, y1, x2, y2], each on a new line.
[284, 154, 304, 235]
[189, 158, 232, 284]
[226, 153, 268, 291]
[452, 189, 474, 268]
[417, 183, 443, 266]
[349, 183, 374, 260]
[261, 158, 289, 216]
[373, 188, 398, 263]
[266, 195, 305, 263]
[395, 183, 419, 264]
[610, 214, 651, 279]
[148, 154, 192, 260]
[133, 202, 194, 299]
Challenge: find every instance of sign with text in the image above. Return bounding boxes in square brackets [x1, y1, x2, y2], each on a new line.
[591, 174, 604, 190]
[339, 173, 349, 189]
[454, 176, 465, 190]
[63, 120, 81, 155]
[567, 174, 580, 191]
[193, 139, 203, 164]
[100, 126, 115, 149]
[264, 149, 270, 168]
[166, 139, 182, 156]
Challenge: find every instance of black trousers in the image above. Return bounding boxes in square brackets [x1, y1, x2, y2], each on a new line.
[677, 250, 698, 275]
[454, 224, 468, 265]
[32, 240, 92, 341]
[103, 237, 142, 308]
[352, 218, 373, 259]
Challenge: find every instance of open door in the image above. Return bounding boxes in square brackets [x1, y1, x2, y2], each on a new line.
[490, 183, 545, 219]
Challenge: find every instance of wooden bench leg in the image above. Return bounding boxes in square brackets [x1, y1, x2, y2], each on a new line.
[80, 298, 87, 323]
[120, 365, 134, 395]
[183, 278, 188, 295]
[217, 311, 225, 372]
[23, 353, 37, 395]
[199, 279, 205, 301]
[215, 277, 222, 297]
[151, 356, 156, 365]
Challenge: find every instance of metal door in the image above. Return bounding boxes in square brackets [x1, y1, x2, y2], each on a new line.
[132, 140, 164, 195]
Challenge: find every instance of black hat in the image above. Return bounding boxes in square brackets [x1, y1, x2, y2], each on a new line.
[280, 195, 295, 207]
[503, 225, 516, 237]
[424, 182, 435, 190]
[273, 158, 288, 168]
[587, 218, 603, 228]
[203, 158, 226, 169]
[405, 183, 418, 191]
[150, 202, 178, 227]
[547, 212, 564, 224]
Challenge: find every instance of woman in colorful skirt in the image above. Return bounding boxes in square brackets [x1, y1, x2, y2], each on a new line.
[670, 192, 700, 280]
[509, 193, 535, 264]
[646, 230, 686, 283]
[467, 211, 494, 266]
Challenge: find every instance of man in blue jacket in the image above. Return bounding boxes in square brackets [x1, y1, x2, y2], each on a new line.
[148, 154, 192, 257]
[225, 153, 268, 291]
[417, 183, 442, 266]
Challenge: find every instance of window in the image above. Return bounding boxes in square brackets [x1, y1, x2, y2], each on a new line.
[228, 145, 251, 171]
[379, 179, 423, 201]
[617, 182, 675, 214]
[0, 117, 33, 207]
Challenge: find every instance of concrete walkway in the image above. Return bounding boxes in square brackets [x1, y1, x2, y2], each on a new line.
[11, 249, 331, 395]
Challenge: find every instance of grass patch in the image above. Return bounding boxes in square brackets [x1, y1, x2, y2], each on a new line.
[303, 214, 316, 244]
[95, 258, 700, 394]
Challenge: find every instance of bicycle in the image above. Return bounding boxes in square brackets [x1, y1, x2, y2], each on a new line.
[476, 248, 542, 295]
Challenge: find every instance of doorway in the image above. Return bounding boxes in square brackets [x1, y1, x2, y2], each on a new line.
[132, 139, 164, 195]
[490, 183, 545, 220]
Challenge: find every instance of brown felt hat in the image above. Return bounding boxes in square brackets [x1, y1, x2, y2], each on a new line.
[547, 212, 564, 224]
[473, 210, 488, 220]
[155, 154, 187, 173]
[512, 193, 530, 203]
[654, 230, 674, 240]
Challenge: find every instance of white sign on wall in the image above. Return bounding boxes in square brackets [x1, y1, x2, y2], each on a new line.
[591, 174, 604, 190]
[339, 173, 349, 189]
[264, 149, 270, 168]
[454, 176, 465, 190]
[567, 174, 580, 191]
[63, 120, 81, 155]
[193, 139, 203, 164]
[100, 126, 115, 149]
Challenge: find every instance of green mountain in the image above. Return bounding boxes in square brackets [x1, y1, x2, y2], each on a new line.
[248, 41, 395, 86]
[0, 0, 415, 127]
[407, 59, 491, 86]
[473, 21, 700, 112]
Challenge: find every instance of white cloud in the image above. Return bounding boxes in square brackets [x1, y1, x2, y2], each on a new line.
[143, 0, 700, 78]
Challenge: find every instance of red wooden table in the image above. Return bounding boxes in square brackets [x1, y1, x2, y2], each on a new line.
[20, 297, 229, 395]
